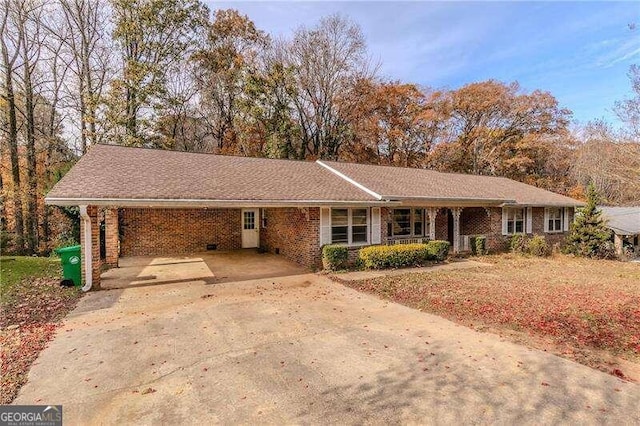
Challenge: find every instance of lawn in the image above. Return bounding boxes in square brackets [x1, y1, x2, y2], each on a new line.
[338, 254, 640, 380]
[1, 256, 83, 403]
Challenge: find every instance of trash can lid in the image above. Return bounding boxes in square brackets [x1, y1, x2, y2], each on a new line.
[54, 245, 82, 254]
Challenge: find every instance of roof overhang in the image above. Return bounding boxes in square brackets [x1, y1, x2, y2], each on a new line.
[44, 197, 398, 208]
[500, 202, 585, 208]
[386, 196, 512, 207]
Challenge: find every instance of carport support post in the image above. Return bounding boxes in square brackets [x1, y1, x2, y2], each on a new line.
[104, 208, 119, 267]
[80, 205, 101, 290]
[614, 234, 624, 257]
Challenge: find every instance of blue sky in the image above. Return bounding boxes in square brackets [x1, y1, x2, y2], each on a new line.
[210, 1, 640, 125]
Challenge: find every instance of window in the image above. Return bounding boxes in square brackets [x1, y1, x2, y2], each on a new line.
[546, 208, 563, 232]
[390, 208, 427, 238]
[331, 209, 349, 244]
[413, 209, 424, 236]
[351, 208, 368, 243]
[331, 208, 369, 245]
[505, 208, 525, 235]
[392, 209, 411, 236]
[243, 210, 255, 230]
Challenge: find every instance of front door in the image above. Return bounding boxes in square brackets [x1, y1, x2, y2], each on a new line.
[241, 208, 259, 248]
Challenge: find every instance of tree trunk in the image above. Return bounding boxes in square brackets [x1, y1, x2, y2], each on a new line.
[3, 52, 25, 253]
[22, 60, 39, 254]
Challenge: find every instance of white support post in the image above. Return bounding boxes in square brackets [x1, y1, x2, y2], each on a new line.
[452, 207, 462, 254]
[79, 205, 93, 292]
[427, 208, 438, 240]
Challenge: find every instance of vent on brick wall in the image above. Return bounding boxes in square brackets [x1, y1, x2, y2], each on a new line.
[275, 248, 280, 254]
[206, 244, 217, 251]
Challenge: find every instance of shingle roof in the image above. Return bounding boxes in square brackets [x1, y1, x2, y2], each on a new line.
[46, 144, 377, 204]
[319, 161, 583, 207]
[46, 144, 583, 208]
[601, 207, 640, 235]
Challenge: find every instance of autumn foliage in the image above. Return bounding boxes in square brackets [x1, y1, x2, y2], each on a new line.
[341, 255, 640, 377]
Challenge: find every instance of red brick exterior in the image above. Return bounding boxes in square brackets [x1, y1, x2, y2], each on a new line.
[119, 208, 242, 256]
[260, 207, 321, 269]
[104, 208, 119, 267]
[79, 205, 575, 282]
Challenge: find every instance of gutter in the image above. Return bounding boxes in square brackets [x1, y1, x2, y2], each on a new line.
[45, 197, 396, 208]
[79, 205, 92, 292]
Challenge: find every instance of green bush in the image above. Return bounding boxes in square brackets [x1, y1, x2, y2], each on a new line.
[509, 234, 528, 254]
[359, 243, 430, 269]
[426, 240, 450, 261]
[322, 244, 349, 270]
[527, 235, 549, 257]
[470, 236, 487, 255]
[565, 183, 615, 259]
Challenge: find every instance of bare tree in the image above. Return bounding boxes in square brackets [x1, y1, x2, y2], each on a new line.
[282, 14, 375, 159]
[0, 1, 25, 253]
[55, 0, 112, 153]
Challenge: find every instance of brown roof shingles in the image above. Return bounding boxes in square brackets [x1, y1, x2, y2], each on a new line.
[320, 161, 583, 207]
[46, 144, 583, 207]
[46, 144, 377, 203]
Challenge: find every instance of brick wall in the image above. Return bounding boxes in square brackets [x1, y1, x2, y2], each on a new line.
[483, 207, 574, 252]
[260, 207, 321, 269]
[119, 208, 242, 256]
[104, 208, 119, 267]
[460, 207, 491, 235]
[435, 209, 449, 242]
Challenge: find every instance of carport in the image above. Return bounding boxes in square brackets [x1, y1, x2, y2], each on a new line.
[44, 145, 383, 290]
[100, 250, 307, 290]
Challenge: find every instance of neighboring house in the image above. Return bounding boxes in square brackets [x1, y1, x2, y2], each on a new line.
[601, 207, 640, 257]
[45, 144, 583, 289]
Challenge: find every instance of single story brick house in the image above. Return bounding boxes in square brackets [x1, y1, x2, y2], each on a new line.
[45, 144, 583, 290]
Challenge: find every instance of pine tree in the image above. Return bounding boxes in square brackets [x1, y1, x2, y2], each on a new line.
[565, 183, 614, 258]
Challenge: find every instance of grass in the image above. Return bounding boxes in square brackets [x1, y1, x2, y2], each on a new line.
[1, 256, 61, 299]
[1, 256, 83, 403]
[338, 254, 640, 380]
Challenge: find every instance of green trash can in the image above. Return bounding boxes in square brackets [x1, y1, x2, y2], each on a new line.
[55, 245, 82, 287]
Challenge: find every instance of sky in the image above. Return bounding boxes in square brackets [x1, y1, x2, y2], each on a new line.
[209, 1, 640, 126]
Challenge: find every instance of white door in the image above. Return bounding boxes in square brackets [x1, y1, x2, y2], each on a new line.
[241, 208, 259, 248]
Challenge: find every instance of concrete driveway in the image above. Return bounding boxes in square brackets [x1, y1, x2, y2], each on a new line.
[15, 254, 640, 424]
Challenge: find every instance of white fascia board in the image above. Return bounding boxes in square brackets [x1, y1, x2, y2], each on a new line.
[316, 160, 383, 200]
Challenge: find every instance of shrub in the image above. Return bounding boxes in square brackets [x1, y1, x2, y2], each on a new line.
[527, 235, 549, 257]
[426, 240, 450, 261]
[359, 244, 430, 269]
[565, 183, 614, 259]
[509, 234, 528, 254]
[322, 244, 349, 270]
[471, 236, 487, 256]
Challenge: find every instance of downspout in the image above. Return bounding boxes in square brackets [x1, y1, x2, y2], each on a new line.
[79, 205, 92, 292]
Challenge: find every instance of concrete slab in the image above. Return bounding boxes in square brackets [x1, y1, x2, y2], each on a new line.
[100, 250, 308, 289]
[14, 271, 640, 424]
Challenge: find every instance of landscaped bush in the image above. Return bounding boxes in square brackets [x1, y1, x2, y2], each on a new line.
[470, 236, 487, 256]
[358, 244, 430, 269]
[526, 235, 549, 257]
[426, 240, 450, 261]
[322, 244, 349, 270]
[509, 234, 550, 257]
[509, 234, 528, 254]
